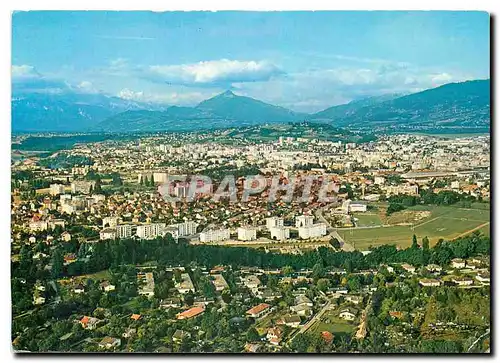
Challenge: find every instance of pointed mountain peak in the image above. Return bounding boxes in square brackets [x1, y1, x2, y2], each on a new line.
[220, 90, 236, 98]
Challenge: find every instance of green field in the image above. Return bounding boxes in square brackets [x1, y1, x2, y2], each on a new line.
[307, 310, 357, 339]
[338, 205, 490, 250]
[352, 213, 383, 227]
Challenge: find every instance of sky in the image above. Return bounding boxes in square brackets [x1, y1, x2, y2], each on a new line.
[11, 11, 490, 113]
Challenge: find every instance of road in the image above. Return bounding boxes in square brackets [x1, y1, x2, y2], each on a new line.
[467, 328, 490, 353]
[289, 301, 332, 343]
[315, 206, 355, 252]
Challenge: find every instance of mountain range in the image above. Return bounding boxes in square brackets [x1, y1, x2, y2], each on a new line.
[11, 79, 490, 133]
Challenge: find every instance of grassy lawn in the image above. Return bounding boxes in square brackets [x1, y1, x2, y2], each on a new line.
[353, 213, 383, 227]
[58, 270, 111, 285]
[307, 311, 357, 339]
[338, 204, 490, 250]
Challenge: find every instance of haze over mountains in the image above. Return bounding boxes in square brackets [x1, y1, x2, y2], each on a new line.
[11, 79, 490, 133]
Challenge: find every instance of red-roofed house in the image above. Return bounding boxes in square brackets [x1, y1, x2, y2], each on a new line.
[246, 303, 271, 318]
[176, 306, 205, 320]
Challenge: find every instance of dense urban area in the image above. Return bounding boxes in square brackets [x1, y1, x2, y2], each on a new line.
[11, 125, 490, 353]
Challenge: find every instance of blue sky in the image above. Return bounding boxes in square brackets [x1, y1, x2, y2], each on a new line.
[12, 11, 490, 112]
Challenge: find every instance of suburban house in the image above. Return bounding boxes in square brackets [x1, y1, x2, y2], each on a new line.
[98, 337, 121, 350]
[452, 276, 474, 286]
[160, 297, 182, 309]
[339, 308, 357, 321]
[401, 263, 416, 274]
[73, 284, 85, 294]
[450, 258, 466, 269]
[345, 295, 363, 305]
[131, 314, 141, 321]
[266, 326, 283, 346]
[419, 278, 441, 287]
[290, 303, 313, 317]
[425, 264, 442, 273]
[246, 303, 271, 318]
[176, 306, 205, 320]
[122, 328, 136, 339]
[80, 316, 100, 330]
[475, 272, 490, 285]
[276, 314, 301, 328]
[242, 275, 261, 291]
[294, 295, 313, 307]
[389, 311, 404, 319]
[321, 331, 334, 344]
[244, 343, 262, 353]
[100, 281, 116, 292]
[172, 330, 190, 342]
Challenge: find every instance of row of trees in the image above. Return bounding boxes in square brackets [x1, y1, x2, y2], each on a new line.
[12, 230, 489, 284]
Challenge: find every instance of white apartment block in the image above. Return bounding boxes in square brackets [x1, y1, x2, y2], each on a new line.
[49, 184, 65, 196]
[298, 223, 327, 239]
[270, 227, 290, 241]
[100, 228, 117, 240]
[295, 215, 314, 228]
[200, 228, 230, 243]
[153, 172, 169, 184]
[237, 227, 257, 241]
[385, 184, 419, 196]
[116, 224, 133, 239]
[71, 180, 96, 194]
[136, 223, 166, 240]
[29, 220, 48, 232]
[169, 221, 198, 237]
[266, 217, 284, 230]
[61, 202, 76, 215]
[102, 216, 119, 228]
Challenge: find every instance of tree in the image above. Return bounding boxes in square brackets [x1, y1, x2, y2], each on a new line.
[282, 265, 294, 276]
[184, 292, 194, 306]
[312, 262, 325, 280]
[51, 248, 64, 279]
[317, 278, 330, 292]
[245, 327, 260, 342]
[412, 234, 419, 249]
[422, 236, 430, 251]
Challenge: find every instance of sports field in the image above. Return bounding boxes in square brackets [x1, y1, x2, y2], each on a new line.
[338, 204, 490, 250]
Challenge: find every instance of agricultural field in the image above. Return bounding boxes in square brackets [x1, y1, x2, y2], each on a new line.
[337, 204, 490, 250]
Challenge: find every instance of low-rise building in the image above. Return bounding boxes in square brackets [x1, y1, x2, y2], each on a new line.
[98, 337, 121, 350]
[100, 228, 117, 240]
[451, 258, 466, 269]
[137, 272, 155, 297]
[339, 308, 357, 321]
[246, 303, 271, 318]
[177, 273, 195, 294]
[176, 306, 205, 320]
[419, 278, 441, 287]
[211, 274, 229, 291]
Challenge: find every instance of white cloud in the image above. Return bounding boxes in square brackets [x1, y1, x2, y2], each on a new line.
[75, 81, 99, 94]
[117, 88, 215, 105]
[233, 64, 475, 113]
[146, 59, 282, 84]
[431, 73, 454, 84]
[11, 65, 41, 79]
